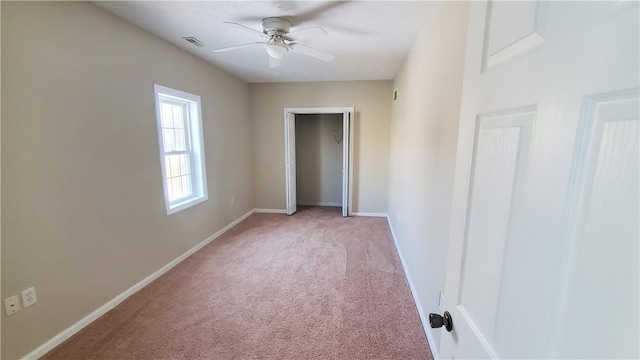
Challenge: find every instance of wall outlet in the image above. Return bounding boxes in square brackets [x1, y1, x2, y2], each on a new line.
[21, 287, 37, 307]
[230, 195, 235, 205]
[4, 295, 21, 316]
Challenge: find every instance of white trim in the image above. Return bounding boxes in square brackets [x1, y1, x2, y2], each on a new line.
[283, 107, 355, 218]
[253, 208, 287, 214]
[154, 84, 208, 216]
[386, 216, 440, 359]
[341, 111, 350, 217]
[284, 107, 353, 114]
[297, 201, 342, 207]
[22, 209, 255, 360]
[351, 212, 388, 217]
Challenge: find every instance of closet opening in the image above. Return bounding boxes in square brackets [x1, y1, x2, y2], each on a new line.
[284, 107, 354, 217]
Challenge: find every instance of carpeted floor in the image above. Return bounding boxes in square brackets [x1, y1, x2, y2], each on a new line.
[43, 206, 432, 359]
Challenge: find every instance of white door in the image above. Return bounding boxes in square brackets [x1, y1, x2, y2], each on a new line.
[341, 112, 350, 217]
[285, 112, 296, 215]
[440, 1, 639, 359]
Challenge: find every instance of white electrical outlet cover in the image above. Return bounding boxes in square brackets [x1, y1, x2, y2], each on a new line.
[4, 295, 21, 315]
[21, 287, 37, 307]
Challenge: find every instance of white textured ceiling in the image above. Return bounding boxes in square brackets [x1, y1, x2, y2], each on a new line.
[93, 1, 433, 83]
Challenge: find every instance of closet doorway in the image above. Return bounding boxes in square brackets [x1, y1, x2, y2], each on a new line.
[284, 107, 354, 217]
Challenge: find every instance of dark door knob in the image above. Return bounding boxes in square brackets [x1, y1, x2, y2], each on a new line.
[429, 311, 453, 332]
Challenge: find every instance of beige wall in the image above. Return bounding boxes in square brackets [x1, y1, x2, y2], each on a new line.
[295, 114, 343, 206]
[250, 81, 392, 213]
[1, 2, 252, 359]
[387, 2, 469, 353]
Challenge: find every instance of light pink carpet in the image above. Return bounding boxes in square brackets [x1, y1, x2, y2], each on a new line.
[43, 206, 432, 359]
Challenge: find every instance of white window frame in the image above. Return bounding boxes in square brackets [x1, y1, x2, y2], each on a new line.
[154, 84, 208, 215]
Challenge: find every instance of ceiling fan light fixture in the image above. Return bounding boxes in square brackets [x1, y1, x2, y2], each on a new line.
[216, 18, 333, 64]
[265, 42, 289, 59]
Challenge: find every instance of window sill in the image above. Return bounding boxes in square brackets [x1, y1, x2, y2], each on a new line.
[167, 195, 207, 215]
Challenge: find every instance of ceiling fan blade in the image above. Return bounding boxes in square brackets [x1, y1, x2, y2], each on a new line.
[269, 57, 282, 69]
[286, 27, 327, 41]
[223, 21, 268, 38]
[290, 43, 334, 62]
[212, 42, 264, 53]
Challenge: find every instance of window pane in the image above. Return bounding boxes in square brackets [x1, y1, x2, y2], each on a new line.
[165, 155, 172, 179]
[165, 154, 194, 203]
[163, 129, 176, 152]
[161, 103, 174, 128]
[175, 129, 186, 151]
[172, 105, 184, 129]
[180, 154, 190, 176]
[168, 154, 181, 177]
[172, 177, 183, 201]
[166, 178, 174, 201]
[181, 175, 192, 198]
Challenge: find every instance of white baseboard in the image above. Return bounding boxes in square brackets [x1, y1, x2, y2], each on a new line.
[386, 216, 440, 359]
[297, 201, 341, 207]
[253, 208, 287, 214]
[351, 212, 388, 217]
[23, 209, 255, 360]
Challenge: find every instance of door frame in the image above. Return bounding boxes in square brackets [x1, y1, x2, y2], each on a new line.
[284, 107, 354, 216]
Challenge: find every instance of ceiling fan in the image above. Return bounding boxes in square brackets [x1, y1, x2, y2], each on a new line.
[212, 17, 335, 68]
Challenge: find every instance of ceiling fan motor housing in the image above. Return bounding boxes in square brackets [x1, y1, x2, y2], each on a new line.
[262, 17, 291, 36]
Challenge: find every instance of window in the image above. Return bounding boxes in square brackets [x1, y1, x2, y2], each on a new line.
[154, 84, 207, 215]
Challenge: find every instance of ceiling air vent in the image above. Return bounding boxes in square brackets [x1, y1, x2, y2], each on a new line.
[182, 37, 205, 47]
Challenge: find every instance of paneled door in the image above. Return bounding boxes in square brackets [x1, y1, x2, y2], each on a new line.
[439, 1, 639, 358]
[285, 112, 297, 215]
